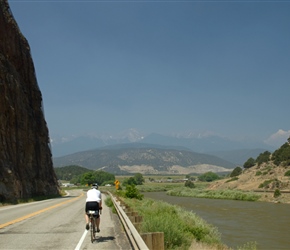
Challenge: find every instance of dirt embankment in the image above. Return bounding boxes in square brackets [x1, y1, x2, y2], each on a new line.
[208, 163, 290, 204]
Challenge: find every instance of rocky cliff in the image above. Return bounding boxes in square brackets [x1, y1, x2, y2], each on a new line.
[0, 0, 59, 202]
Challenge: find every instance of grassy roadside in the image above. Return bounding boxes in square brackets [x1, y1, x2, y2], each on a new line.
[105, 194, 229, 250]
[108, 182, 257, 250]
[121, 196, 227, 250]
[107, 194, 257, 250]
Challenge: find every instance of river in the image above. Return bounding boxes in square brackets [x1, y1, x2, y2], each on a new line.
[143, 192, 290, 249]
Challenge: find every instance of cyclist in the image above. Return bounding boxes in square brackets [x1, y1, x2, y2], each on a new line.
[85, 183, 102, 232]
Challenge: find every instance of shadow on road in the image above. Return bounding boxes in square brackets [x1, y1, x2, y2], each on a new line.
[94, 235, 115, 243]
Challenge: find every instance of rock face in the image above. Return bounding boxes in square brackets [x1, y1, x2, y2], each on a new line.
[0, 0, 59, 202]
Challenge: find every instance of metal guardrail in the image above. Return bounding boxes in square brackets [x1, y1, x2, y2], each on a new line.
[107, 192, 149, 250]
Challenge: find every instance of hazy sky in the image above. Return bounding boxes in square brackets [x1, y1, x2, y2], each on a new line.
[8, 0, 290, 146]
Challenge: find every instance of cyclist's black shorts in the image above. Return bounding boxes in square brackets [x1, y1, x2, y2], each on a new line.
[85, 201, 100, 217]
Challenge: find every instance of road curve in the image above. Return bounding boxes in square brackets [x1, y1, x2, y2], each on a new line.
[0, 189, 132, 249]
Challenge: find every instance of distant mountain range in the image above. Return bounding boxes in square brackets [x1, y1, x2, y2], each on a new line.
[53, 143, 236, 175]
[50, 131, 273, 165]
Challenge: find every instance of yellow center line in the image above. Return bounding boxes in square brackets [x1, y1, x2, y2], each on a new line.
[0, 192, 84, 229]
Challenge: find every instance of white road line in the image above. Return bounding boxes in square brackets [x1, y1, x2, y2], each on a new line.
[74, 230, 88, 250]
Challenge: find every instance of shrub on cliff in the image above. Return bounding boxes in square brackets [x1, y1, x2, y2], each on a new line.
[256, 151, 271, 166]
[274, 189, 281, 198]
[230, 166, 243, 177]
[271, 143, 290, 166]
[284, 170, 290, 176]
[243, 157, 256, 169]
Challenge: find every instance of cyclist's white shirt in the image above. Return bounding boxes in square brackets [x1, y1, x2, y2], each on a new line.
[86, 189, 102, 203]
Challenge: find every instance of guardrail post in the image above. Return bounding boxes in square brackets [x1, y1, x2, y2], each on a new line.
[141, 233, 152, 249]
[135, 215, 143, 223]
[152, 232, 164, 250]
[141, 232, 164, 250]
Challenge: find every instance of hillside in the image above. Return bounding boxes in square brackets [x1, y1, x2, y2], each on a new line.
[208, 141, 290, 203]
[209, 163, 290, 191]
[53, 144, 236, 175]
[50, 132, 272, 165]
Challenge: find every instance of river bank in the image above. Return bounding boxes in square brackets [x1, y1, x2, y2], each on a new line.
[120, 195, 231, 250]
[143, 191, 290, 250]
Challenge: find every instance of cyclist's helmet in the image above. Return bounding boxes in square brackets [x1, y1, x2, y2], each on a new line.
[91, 183, 98, 189]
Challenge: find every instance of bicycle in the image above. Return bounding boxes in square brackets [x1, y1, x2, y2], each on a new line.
[87, 209, 101, 243]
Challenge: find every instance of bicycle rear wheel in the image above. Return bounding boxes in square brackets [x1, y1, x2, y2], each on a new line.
[90, 218, 96, 243]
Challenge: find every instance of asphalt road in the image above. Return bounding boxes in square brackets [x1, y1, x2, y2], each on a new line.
[0, 189, 132, 250]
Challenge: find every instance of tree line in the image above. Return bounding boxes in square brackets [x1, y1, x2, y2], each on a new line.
[54, 165, 115, 186]
[243, 138, 290, 169]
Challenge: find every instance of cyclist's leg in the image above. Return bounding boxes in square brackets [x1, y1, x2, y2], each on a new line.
[95, 202, 100, 232]
[85, 213, 89, 224]
[96, 216, 100, 232]
[85, 202, 90, 230]
[85, 213, 90, 230]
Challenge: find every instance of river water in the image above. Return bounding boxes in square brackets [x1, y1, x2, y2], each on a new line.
[143, 192, 290, 249]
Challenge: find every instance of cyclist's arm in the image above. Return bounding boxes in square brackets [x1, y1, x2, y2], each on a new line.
[99, 193, 102, 209]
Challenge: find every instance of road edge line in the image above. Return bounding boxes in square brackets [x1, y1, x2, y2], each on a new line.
[74, 230, 88, 250]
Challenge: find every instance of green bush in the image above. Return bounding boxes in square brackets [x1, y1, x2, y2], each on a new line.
[258, 179, 276, 188]
[198, 172, 220, 182]
[256, 151, 271, 166]
[133, 173, 145, 185]
[230, 166, 243, 177]
[255, 171, 262, 176]
[125, 185, 143, 200]
[243, 157, 255, 169]
[272, 143, 290, 166]
[274, 189, 281, 198]
[284, 170, 290, 176]
[259, 180, 270, 188]
[184, 180, 195, 188]
[80, 170, 115, 186]
[123, 177, 137, 186]
[123, 173, 145, 186]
